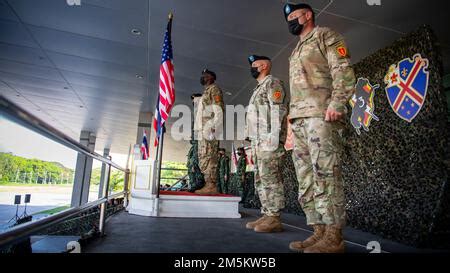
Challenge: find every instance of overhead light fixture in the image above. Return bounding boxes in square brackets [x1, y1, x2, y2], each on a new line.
[131, 28, 142, 35]
[135, 74, 144, 79]
[225, 91, 232, 96]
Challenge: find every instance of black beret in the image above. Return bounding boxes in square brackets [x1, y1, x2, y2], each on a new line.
[202, 68, 216, 80]
[283, 3, 313, 21]
[248, 55, 271, 65]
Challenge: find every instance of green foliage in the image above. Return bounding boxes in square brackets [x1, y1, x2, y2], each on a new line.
[160, 161, 187, 185]
[89, 167, 125, 192]
[0, 152, 74, 184]
[109, 170, 125, 192]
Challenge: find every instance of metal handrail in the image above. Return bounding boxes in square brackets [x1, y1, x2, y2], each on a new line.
[0, 95, 126, 172]
[0, 191, 126, 248]
[0, 95, 132, 249]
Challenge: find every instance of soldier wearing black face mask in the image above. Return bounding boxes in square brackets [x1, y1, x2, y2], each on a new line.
[193, 69, 225, 195]
[244, 55, 288, 232]
[283, 2, 356, 254]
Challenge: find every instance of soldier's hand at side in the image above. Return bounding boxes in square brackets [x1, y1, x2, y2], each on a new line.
[325, 108, 343, 122]
[224, 175, 227, 180]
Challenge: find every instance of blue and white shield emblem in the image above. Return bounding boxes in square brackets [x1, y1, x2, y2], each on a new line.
[384, 54, 429, 122]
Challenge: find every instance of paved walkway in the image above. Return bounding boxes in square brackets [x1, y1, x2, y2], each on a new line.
[84, 208, 432, 253]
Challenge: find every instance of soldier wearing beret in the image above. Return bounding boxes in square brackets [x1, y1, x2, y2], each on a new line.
[283, 3, 356, 253]
[244, 55, 288, 233]
[193, 69, 225, 195]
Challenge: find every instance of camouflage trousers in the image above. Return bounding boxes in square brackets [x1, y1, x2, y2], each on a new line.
[291, 118, 346, 227]
[251, 143, 286, 217]
[217, 176, 228, 194]
[198, 140, 219, 184]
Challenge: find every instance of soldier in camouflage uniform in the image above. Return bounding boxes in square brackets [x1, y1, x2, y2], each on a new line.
[283, 3, 356, 253]
[186, 140, 205, 192]
[235, 147, 247, 200]
[193, 69, 225, 195]
[217, 148, 230, 194]
[244, 55, 288, 233]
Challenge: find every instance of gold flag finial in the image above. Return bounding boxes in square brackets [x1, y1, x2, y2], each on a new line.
[168, 12, 173, 20]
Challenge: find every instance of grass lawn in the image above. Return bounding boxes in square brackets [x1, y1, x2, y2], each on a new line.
[32, 205, 71, 216]
[0, 182, 73, 187]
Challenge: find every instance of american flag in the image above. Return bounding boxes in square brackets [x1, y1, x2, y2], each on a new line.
[140, 130, 149, 160]
[153, 15, 175, 146]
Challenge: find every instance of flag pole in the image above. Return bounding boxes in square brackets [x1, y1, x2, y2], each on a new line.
[155, 125, 165, 199]
[154, 12, 173, 216]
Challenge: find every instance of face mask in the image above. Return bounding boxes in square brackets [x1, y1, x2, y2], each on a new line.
[200, 76, 206, 86]
[288, 19, 303, 36]
[250, 67, 260, 79]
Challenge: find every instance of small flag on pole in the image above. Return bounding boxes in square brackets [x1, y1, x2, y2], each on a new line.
[140, 130, 149, 160]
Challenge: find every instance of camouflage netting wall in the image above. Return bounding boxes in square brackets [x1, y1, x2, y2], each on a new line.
[228, 25, 449, 248]
[342, 25, 449, 248]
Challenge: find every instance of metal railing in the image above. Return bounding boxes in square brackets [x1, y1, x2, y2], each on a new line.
[159, 167, 188, 182]
[0, 95, 130, 248]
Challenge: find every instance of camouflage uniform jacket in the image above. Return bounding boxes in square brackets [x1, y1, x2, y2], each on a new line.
[236, 156, 247, 178]
[289, 26, 356, 119]
[194, 83, 225, 137]
[218, 155, 230, 178]
[245, 75, 288, 149]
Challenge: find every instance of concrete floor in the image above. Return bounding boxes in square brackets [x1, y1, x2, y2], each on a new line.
[84, 207, 435, 253]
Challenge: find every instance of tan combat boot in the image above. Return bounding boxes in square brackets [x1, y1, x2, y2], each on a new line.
[254, 216, 283, 233]
[303, 225, 345, 253]
[245, 215, 267, 230]
[289, 224, 325, 252]
[194, 179, 219, 195]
